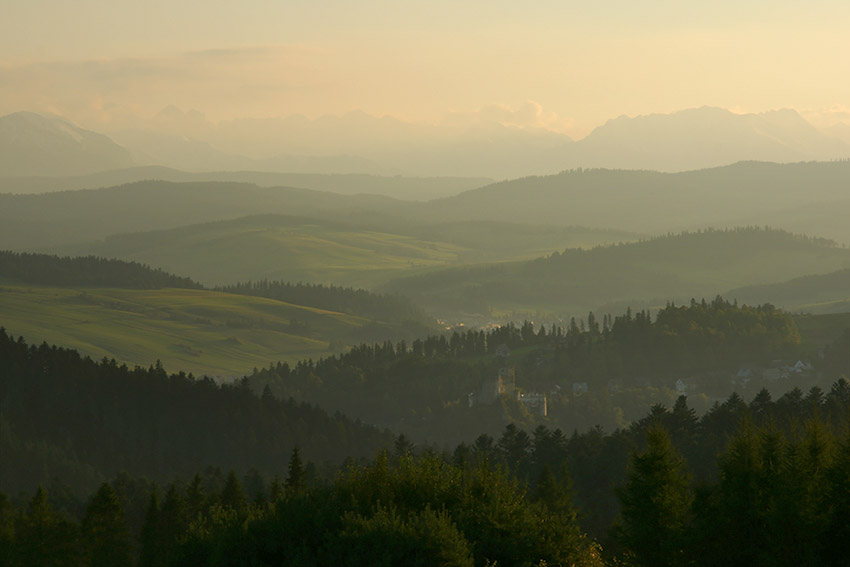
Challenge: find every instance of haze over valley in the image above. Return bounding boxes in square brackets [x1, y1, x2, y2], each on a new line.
[2, 2, 849, 565]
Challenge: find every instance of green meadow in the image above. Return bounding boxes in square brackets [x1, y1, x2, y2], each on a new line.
[82, 215, 471, 288]
[0, 284, 371, 377]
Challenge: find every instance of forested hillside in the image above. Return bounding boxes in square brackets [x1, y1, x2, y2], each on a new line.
[388, 227, 850, 317]
[0, 250, 201, 289]
[246, 297, 839, 444]
[0, 328, 395, 498]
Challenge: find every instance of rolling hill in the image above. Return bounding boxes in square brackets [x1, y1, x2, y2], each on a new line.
[3, 162, 847, 255]
[724, 268, 850, 314]
[76, 214, 470, 288]
[0, 252, 436, 376]
[59, 214, 639, 289]
[0, 284, 413, 377]
[385, 228, 850, 319]
[0, 165, 491, 199]
[0, 180, 410, 249]
[423, 160, 850, 242]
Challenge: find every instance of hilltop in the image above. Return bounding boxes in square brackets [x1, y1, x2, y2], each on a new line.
[386, 227, 850, 318]
[425, 161, 850, 242]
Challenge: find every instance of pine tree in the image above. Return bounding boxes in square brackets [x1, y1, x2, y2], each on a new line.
[614, 424, 692, 567]
[286, 447, 307, 494]
[160, 484, 186, 565]
[185, 474, 206, 521]
[0, 493, 14, 567]
[140, 490, 164, 567]
[533, 463, 578, 524]
[220, 471, 247, 513]
[394, 434, 415, 460]
[269, 476, 284, 502]
[81, 483, 131, 567]
[16, 487, 82, 567]
[710, 423, 774, 566]
[822, 426, 850, 564]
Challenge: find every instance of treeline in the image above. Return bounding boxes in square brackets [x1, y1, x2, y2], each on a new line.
[612, 411, 849, 566]
[2, 384, 846, 566]
[217, 279, 433, 327]
[458, 382, 850, 544]
[551, 297, 801, 385]
[0, 328, 394, 498]
[542, 226, 840, 265]
[0, 451, 604, 567]
[0, 250, 201, 289]
[247, 298, 806, 441]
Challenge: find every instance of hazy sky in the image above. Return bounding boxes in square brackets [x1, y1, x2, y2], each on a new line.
[2, 0, 848, 137]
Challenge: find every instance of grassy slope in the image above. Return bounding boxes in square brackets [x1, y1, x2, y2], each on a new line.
[0, 284, 369, 377]
[68, 215, 637, 288]
[82, 215, 470, 288]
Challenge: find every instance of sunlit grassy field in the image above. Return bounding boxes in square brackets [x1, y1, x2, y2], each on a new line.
[84, 217, 471, 288]
[0, 284, 369, 377]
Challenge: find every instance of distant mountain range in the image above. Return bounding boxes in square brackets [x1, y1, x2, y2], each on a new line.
[0, 112, 133, 176]
[566, 107, 849, 172]
[2, 107, 847, 178]
[108, 126, 391, 175]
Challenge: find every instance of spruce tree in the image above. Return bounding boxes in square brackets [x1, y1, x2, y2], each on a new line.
[286, 447, 307, 494]
[81, 483, 131, 567]
[220, 471, 247, 513]
[614, 424, 692, 567]
[139, 490, 164, 567]
[16, 487, 82, 567]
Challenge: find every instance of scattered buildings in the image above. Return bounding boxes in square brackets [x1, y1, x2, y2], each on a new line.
[468, 366, 547, 416]
[469, 367, 515, 407]
[519, 392, 548, 416]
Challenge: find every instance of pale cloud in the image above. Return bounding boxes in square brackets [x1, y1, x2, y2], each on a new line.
[0, 46, 332, 131]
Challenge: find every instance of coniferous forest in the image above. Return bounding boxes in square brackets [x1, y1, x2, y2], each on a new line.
[1, 305, 848, 565]
[1, 247, 848, 567]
